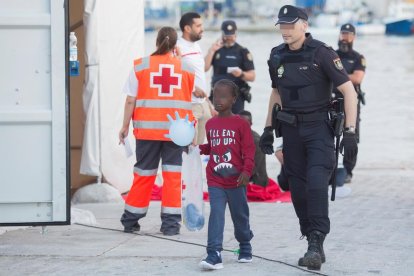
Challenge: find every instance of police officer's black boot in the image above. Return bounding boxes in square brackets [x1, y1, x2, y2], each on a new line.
[298, 233, 326, 266]
[298, 230, 326, 270]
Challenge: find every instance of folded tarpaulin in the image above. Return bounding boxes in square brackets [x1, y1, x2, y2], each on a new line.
[203, 178, 291, 203]
[122, 178, 291, 203]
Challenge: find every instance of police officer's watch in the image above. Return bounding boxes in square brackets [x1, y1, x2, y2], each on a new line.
[344, 126, 356, 134]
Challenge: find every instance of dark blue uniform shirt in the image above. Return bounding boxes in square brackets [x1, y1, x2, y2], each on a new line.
[270, 34, 349, 91]
[333, 49, 366, 96]
[268, 33, 349, 113]
[211, 42, 254, 88]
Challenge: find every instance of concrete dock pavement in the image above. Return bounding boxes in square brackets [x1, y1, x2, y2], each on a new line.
[1, 167, 413, 276]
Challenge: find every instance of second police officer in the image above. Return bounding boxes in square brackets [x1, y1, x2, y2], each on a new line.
[259, 5, 358, 270]
[205, 20, 256, 114]
[333, 23, 366, 183]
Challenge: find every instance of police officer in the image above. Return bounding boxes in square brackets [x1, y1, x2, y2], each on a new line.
[333, 23, 366, 183]
[259, 5, 358, 270]
[205, 20, 255, 114]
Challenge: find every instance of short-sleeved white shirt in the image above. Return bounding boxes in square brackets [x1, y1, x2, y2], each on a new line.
[177, 37, 207, 103]
[123, 69, 138, 97]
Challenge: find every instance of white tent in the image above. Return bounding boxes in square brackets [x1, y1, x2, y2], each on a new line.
[80, 0, 144, 193]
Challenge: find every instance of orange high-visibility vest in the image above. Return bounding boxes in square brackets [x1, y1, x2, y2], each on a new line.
[132, 53, 195, 141]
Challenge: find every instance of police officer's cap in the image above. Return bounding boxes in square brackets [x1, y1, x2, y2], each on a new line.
[340, 23, 356, 34]
[275, 5, 308, 25]
[221, 20, 237, 35]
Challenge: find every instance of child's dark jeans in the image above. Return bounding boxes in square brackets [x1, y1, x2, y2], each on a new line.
[206, 186, 253, 255]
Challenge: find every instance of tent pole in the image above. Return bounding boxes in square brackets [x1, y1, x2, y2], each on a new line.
[97, 49, 103, 186]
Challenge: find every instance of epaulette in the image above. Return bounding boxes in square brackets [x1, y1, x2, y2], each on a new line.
[234, 43, 243, 50]
[307, 39, 328, 48]
[240, 46, 249, 52]
[271, 44, 285, 54]
[322, 43, 334, 51]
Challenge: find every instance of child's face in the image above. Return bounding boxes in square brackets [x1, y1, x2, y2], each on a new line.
[213, 85, 235, 112]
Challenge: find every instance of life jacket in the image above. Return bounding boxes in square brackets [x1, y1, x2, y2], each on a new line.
[270, 38, 332, 113]
[132, 53, 195, 140]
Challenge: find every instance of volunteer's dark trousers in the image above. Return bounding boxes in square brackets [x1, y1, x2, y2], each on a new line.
[282, 119, 335, 235]
[121, 140, 184, 234]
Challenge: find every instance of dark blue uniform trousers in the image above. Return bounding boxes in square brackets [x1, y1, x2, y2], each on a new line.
[282, 119, 335, 235]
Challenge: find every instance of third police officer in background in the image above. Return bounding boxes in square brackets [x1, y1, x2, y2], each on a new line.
[205, 20, 255, 114]
[333, 23, 366, 183]
[259, 5, 358, 270]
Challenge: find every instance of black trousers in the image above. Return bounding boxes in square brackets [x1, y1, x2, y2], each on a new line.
[282, 119, 335, 235]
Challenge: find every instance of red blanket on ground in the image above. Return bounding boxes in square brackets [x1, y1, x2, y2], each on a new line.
[122, 178, 291, 203]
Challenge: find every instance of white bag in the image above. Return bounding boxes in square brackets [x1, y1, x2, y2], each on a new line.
[181, 145, 205, 231]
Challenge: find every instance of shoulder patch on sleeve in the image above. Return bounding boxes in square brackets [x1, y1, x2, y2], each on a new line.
[333, 58, 344, 70]
[361, 57, 366, 67]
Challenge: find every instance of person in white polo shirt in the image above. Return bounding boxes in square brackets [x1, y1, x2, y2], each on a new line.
[177, 12, 215, 145]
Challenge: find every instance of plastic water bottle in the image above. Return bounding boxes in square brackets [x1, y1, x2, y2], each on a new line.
[69, 32, 78, 61]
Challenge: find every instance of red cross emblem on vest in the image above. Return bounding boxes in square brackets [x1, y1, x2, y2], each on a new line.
[150, 64, 182, 97]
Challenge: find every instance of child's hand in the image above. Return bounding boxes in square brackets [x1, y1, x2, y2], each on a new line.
[237, 172, 250, 187]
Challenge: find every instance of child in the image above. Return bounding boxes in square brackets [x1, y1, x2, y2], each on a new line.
[198, 79, 255, 270]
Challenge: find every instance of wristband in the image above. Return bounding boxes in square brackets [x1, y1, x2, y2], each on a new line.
[344, 126, 356, 134]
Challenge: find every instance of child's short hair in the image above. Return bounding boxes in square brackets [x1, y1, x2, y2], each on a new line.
[239, 110, 253, 123]
[213, 79, 239, 98]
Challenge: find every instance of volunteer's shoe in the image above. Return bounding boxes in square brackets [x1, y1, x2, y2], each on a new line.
[238, 253, 253, 263]
[124, 222, 140, 233]
[199, 251, 223, 270]
[161, 228, 180, 236]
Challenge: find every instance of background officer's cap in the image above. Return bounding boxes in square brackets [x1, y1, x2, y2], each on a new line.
[221, 20, 237, 35]
[340, 23, 356, 34]
[275, 5, 308, 25]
